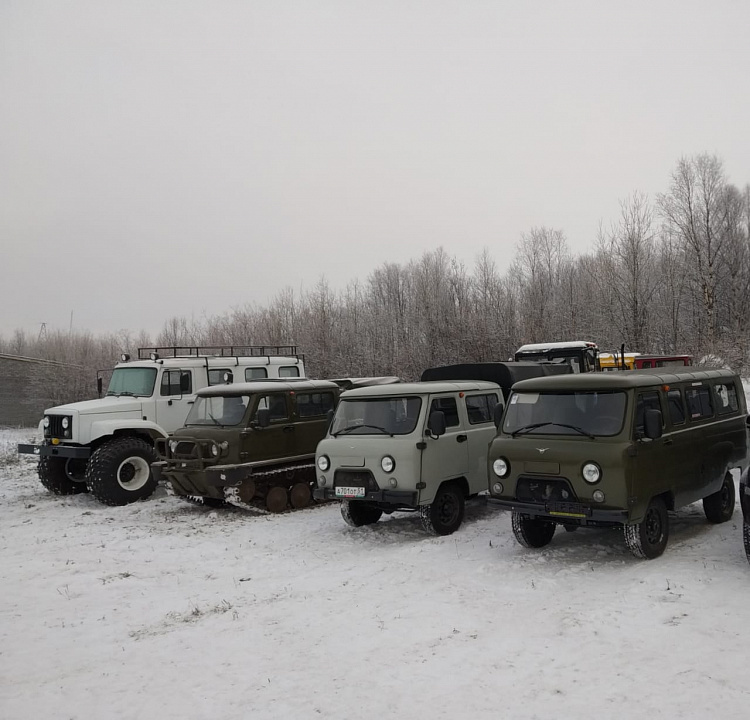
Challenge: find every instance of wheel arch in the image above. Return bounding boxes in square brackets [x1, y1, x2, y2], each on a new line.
[89, 421, 167, 450]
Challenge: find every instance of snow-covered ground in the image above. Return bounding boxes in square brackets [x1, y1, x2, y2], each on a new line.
[1, 426, 749, 720]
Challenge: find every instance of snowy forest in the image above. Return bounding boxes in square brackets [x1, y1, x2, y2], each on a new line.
[3, 154, 750, 398]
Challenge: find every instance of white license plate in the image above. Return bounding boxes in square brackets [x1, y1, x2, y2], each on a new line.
[335, 486, 366, 498]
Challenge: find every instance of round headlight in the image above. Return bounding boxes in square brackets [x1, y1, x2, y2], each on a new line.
[593, 490, 606, 503]
[169, 440, 178, 453]
[318, 476, 327, 487]
[43, 417, 50, 428]
[381, 455, 395, 473]
[492, 457, 509, 478]
[210, 443, 220, 457]
[317, 455, 330, 472]
[61, 417, 69, 429]
[389, 477, 398, 488]
[492, 482, 504, 495]
[582, 462, 601, 484]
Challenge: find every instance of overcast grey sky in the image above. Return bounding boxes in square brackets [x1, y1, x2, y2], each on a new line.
[1, 0, 748, 338]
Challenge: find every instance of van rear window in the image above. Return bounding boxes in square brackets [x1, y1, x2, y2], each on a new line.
[713, 383, 739, 415]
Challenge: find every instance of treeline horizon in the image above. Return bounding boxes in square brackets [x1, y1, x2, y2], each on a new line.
[3, 153, 749, 403]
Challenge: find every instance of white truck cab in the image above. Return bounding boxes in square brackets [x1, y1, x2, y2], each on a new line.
[18, 345, 305, 506]
[314, 380, 502, 535]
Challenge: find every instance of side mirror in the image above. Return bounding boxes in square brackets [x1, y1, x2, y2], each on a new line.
[745, 415, 750, 429]
[427, 410, 446, 438]
[255, 408, 270, 428]
[644, 408, 663, 440]
[97, 377, 103, 398]
[493, 402, 504, 430]
[180, 373, 190, 393]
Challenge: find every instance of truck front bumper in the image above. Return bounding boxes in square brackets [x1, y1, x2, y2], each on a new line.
[313, 487, 418, 507]
[487, 496, 629, 526]
[18, 443, 91, 460]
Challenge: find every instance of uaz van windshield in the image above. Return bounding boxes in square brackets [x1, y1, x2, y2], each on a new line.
[503, 391, 627, 437]
[186, 395, 250, 426]
[106, 368, 157, 397]
[331, 397, 422, 436]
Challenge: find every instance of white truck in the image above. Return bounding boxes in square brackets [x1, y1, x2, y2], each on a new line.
[18, 345, 305, 506]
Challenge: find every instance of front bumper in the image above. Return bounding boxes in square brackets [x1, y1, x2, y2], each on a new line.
[487, 496, 629, 526]
[314, 487, 418, 507]
[18, 443, 91, 460]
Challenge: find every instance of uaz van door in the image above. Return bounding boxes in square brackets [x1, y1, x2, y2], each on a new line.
[419, 395, 468, 502]
[463, 392, 502, 492]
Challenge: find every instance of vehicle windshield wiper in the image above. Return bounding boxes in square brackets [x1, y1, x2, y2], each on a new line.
[110, 391, 135, 397]
[511, 422, 596, 439]
[207, 412, 221, 426]
[333, 423, 392, 437]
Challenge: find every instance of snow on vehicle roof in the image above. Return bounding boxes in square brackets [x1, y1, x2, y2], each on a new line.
[115, 356, 303, 369]
[196, 379, 338, 397]
[516, 341, 598, 353]
[339, 380, 500, 398]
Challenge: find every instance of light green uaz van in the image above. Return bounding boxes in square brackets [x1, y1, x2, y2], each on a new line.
[314, 381, 502, 535]
[488, 369, 748, 558]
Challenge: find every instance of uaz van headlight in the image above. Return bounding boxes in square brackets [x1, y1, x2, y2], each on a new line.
[317, 455, 330, 472]
[381, 455, 396, 473]
[43, 417, 50, 429]
[169, 440, 178, 453]
[493, 457, 510, 478]
[61, 417, 69, 429]
[582, 462, 601, 484]
[210, 443, 220, 457]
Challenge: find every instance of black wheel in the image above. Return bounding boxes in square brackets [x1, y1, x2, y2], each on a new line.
[624, 497, 669, 559]
[86, 437, 158, 506]
[703, 473, 735, 524]
[744, 520, 750, 565]
[511, 512, 556, 548]
[420, 483, 465, 536]
[38, 456, 89, 495]
[341, 500, 383, 527]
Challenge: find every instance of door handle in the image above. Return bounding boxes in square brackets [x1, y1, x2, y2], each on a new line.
[457, 434, 467, 443]
[283, 425, 295, 433]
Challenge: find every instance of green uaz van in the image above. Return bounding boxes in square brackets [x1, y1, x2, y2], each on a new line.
[487, 369, 748, 558]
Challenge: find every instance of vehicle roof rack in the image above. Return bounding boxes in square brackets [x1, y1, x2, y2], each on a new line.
[137, 345, 302, 361]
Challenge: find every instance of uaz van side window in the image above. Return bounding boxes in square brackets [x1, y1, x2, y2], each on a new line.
[245, 368, 268, 381]
[713, 382, 739, 415]
[667, 389, 686, 425]
[635, 391, 661, 437]
[296, 392, 336, 417]
[465, 394, 499, 424]
[430, 397, 460, 427]
[685, 385, 713, 420]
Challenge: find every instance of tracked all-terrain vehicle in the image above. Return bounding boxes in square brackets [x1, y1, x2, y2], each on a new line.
[18, 345, 305, 506]
[153, 379, 342, 512]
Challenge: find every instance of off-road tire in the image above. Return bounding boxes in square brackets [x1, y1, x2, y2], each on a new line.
[703, 473, 735, 524]
[744, 520, 750, 565]
[624, 497, 669, 559]
[420, 483, 465, 536]
[511, 512, 556, 548]
[341, 500, 383, 527]
[86, 437, 158, 506]
[38, 456, 88, 496]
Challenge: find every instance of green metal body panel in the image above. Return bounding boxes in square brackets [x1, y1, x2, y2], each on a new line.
[488, 369, 748, 525]
[155, 380, 340, 499]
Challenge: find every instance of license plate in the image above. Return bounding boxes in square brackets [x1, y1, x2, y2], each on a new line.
[335, 486, 366, 498]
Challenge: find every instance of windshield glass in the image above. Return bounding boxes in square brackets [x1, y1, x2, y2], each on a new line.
[331, 397, 422, 436]
[106, 368, 157, 397]
[185, 395, 251, 426]
[503, 391, 627, 437]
